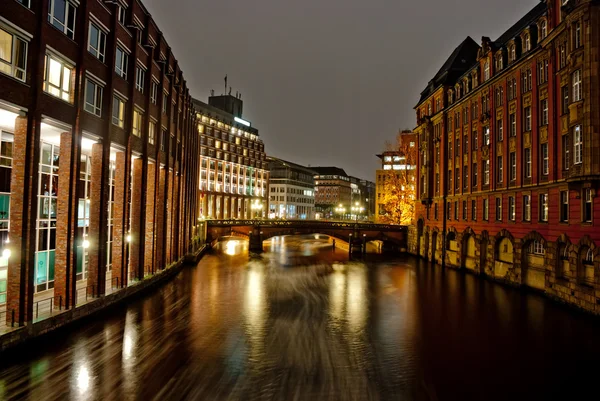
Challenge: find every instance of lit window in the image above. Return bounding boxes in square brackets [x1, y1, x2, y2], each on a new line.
[572, 70, 582, 102]
[524, 107, 531, 131]
[523, 195, 531, 221]
[135, 66, 145, 93]
[509, 196, 515, 221]
[563, 135, 570, 170]
[149, 121, 156, 145]
[483, 126, 490, 146]
[43, 53, 73, 102]
[0, 26, 28, 81]
[48, 0, 77, 39]
[484, 60, 490, 81]
[529, 241, 545, 255]
[483, 198, 489, 220]
[484, 159, 490, 185]
[497, 156, 503, 183]
[112, 95, 125, 127]
[574, 125, 582, 164]
[540, 20, 547, 40]
[495, 197, 502, 221]
[524, 34, 531, 52]
[84, 78, 103, 117]
[539, 194, 548, 222]
[88, 23, 106, 62]
[541, 143, 549, 176]
[115, 47, 129, 80]
[509, 152, 516, 181]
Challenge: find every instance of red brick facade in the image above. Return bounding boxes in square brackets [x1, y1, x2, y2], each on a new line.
[413, 0, 600, 313]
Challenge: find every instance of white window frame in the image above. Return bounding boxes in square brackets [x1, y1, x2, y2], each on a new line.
[150, 78, 158, 104]
[541, 99, 548, 125]
[112, 95, 125, 128]
[574, 125, 582, 164]
[132, 108, 143, 137]
[495, 197, 502, 221]
[84, 77, 103, 117]
[541, 143, 549, 175]
[524, 106, 532, 131]
[572, 70, 582, 102]
[48, 0, 77, 39]
[43, 52, 73, 102]
[87, 22, 106, 63]
[525, 148, 532, 178]
[117, 5, 127, 26]
[497, 156, 503, 183]
[509, 196, 515, 221]
[0, 25, 28, 82]
[484, 159, 490, 185]
[149, 120, 156, 145]
[115, 47, 129, 80]
[510, 152, 516, 181]
[135, 65, 145, 93]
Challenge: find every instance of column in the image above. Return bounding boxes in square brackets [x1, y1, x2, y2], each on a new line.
[7, 116, 33, 325]
[55, 131, 77, 307]
[86, 143, 103, 297]
[144, 162, 156, 275]
[130, 158, 143, 281]
[112, 152, 126, 287]
[155, 167, 166, 270]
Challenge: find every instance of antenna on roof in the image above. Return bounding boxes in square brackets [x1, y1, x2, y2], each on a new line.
[210, 89, 214, 96]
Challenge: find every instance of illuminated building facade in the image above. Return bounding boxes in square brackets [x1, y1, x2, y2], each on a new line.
[267, 157, 315, 220]
[313, 167, 352, 218]
[413, 0, 600, 313]
[194, 95, 268, 220]
[0, 0, 202, 326]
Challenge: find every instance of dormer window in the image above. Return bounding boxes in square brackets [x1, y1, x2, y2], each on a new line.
[484, 60, 490, 81]
[524, 34, 531, 52]
[448, 89, 454, 104]
[509, 45, 516, 63]
[540, 20, 547, 40]
[472, 72, 478, 87]
[455, 84, 461, 99]
[495, 54, 503, 71]
[427, 103, 432, 116]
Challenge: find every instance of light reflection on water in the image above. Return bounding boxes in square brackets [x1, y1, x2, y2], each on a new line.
[0, 235, 599, 400]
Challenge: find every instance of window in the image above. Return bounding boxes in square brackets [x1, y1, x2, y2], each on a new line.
[162, 92, 168, 114]
[524, 107, 531, 131]
[48, 0, 77, 39]
[495, 54, 503, 71]
[483, 198, 489, 220]
[456, 137, 460, 156]
[529, 241, 545, 256]
[132, 109, 143, 137]
[506, 114, 513, 138]
[495, 197, 502, 221]
[463, 135, 468, 154]
[455, 168, 460, 191]
[496, 119, 503, 142]
[0, 26, 28, 81]
[447, 202, 452, 220]
[117, 5, 127, 24]
[540, 99, 548, 125]
[524, 148, 532, 178]
[484, 160, 490, 185]
[509, 45, 516, 63]
[572, 70, 582, 102]
[115, 47, 128, 79]
[135, 66, 145, 93]
[562, 135, 570, 170]
[583, 188, 592, 222]
[522, 69, 532, 93]
[574, 125, 582, 164]
[151, 80, 158, 104]
[524, 34, 531, 52]
[509, 196, 515, 221]
[540, 194, 549, 222]
[43, 53, 72, 102]
[497, 156, 503, 183]
[84, 78, 102, 117]
[560, 191, 569, 222]
[523, 195, 531, 221]
[559, 44, 567, 69]
[149, 121, 156, 145]
[112, 96, 125, 127]
[473, 129, 478, 150]
[160, 128, 166, 152]
[541, 143, 549, 176]
[454, 201, 458, 220]
[88, 23, 106, 62]
[561, 86, 569, 115]
[510, 152, 516, 181]
[574, 22, 581, 49]
[472, 163, 478, 187]
[484, 61, 490, 81]
[471, 199, 477, 220]
[463, 165, 468, 190]
[434, 203, 438, 220]
[435, 172, 440, 194]
[540, 20, 547, 40]
[483, 126, 490, 146]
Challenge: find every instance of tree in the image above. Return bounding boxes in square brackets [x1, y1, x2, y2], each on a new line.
[378, 133, 417, 225]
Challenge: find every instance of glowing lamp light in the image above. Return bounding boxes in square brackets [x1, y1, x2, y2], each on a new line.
[82, 240, 90, 249]
[2, 248, 11, 258]
[234, 117, 251, 127]
[126, 234, 132, 243]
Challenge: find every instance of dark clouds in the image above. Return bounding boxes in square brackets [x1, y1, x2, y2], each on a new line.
[144, 0, 540, 180]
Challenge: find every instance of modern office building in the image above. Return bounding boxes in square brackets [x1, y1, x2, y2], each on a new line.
[193, 94, 268, 220]
[0, 0, 202, 326]
[267, 157, 315, 219]
[413, 0, 600, 312]
[312, 167, 352, 218]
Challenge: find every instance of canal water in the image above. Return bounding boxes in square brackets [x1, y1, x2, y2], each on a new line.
[0, 234, 599, 401]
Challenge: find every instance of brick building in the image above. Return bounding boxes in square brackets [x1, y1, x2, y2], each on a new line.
[0, 0, 202, 326]
[194, 95, 268, 220]
[414, 0, 600, 312]
[313, 167, 352, 218]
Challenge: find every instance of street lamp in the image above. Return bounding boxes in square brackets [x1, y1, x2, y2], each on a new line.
[251, 199, 263, 220]
[335, 204, 346, 221]
[351, 202, 364, 222]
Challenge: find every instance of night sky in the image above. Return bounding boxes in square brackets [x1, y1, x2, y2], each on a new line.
[144, 0, 540, 181]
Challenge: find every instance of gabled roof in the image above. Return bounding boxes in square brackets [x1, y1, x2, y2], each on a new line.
[494, 1, 547, 46]
[417, 36, 480, 106]
[311, 167, 348, 177]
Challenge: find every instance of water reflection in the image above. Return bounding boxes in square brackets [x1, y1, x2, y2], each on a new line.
[1, 236, 600, 400]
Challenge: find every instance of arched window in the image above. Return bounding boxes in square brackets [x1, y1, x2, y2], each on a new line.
[448, 89, 454, 104]
[584, 248, 594, 265]
[524, 34, 531, 52]
[510, 45, 516, 62]
[540, 20, 547, 40]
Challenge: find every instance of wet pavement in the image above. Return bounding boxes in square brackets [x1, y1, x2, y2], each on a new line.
[1, 234, 600, 400]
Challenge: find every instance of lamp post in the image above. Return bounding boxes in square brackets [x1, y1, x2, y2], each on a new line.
[251, 199, 263, 220]
[335, 204, 346, 221]
[351, 202, 364, 223]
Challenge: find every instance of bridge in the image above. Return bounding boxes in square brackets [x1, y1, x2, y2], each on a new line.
[205, 220, 407, 253]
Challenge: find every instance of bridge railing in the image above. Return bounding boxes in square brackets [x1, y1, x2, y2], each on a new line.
[206, 219, 406, 231]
